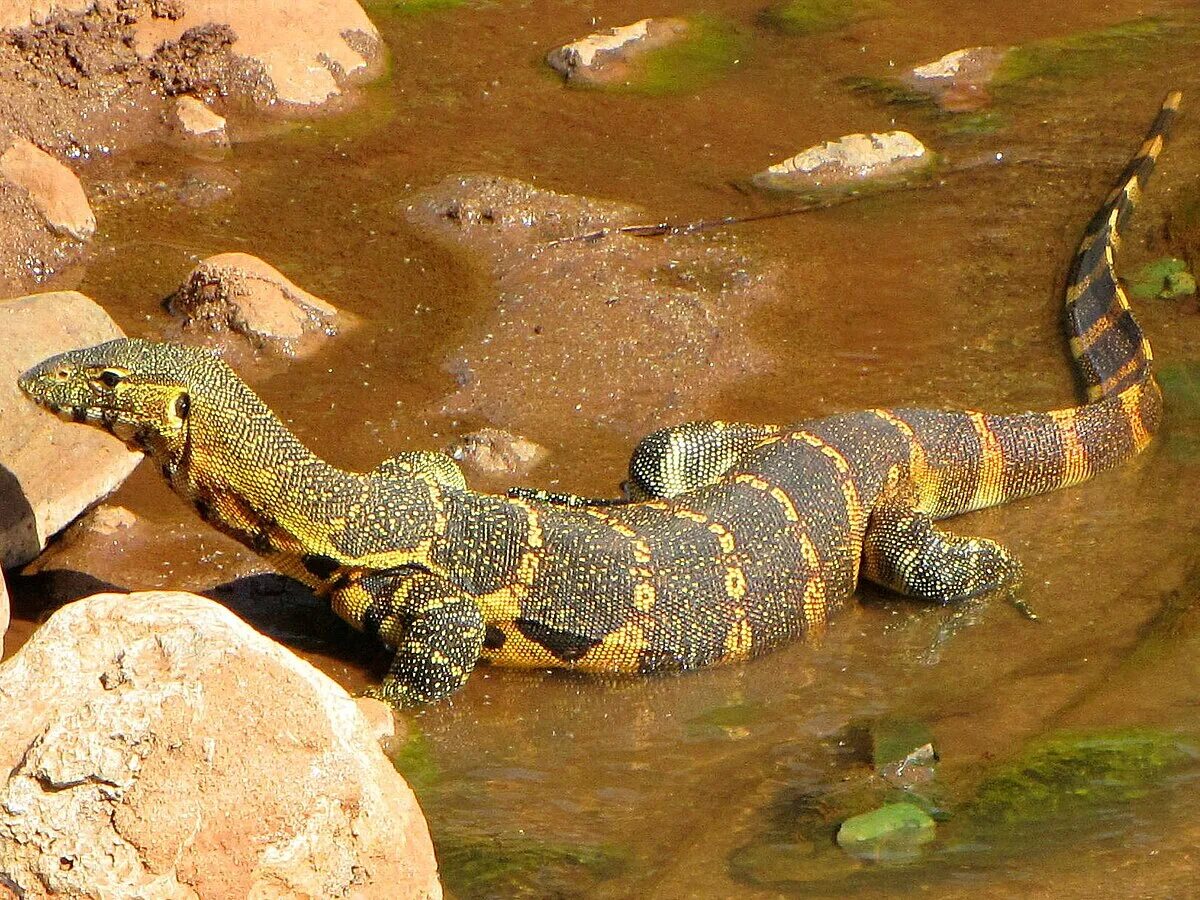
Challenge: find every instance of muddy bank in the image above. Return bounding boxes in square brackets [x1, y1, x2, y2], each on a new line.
[0, 0, 384, 294]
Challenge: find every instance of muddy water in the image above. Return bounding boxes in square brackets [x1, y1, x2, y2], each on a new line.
[9, 0, 1200, 895]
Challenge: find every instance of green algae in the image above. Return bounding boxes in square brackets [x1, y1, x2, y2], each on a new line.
[993, 19, 1181, 89]
[1158, 362, 1200, 462]
[686, 699, 766, 739]
[437, 831, 627, 898]
[1129, 257, 1196, 300]
[388, 727, 440, 792]
[762, 0, 892, 36]
[964, 729, 1195, 828]
[871, 716, 934, 767]
[630, 17, 743, 95]
[364, 0, 469, 15]
[842, 75, 935, 109]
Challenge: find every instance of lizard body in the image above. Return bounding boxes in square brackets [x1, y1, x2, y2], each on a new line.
[20, 93, 1180, 705]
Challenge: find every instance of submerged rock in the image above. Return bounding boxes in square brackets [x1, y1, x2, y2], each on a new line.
[447, 427, 549, 478]
[0, 591, 442, 898]
[753, 131, 930, 192]
[905, 46, 1009, 111]
[835, 802, 935, 860]
[167, 251, 344, 350]
[406, 174, 781, 438]
[173, 94, 228, 142]
[0, 137, 95, 241]
[965, 729, 1195, 829]
[0, 292, 142, 570]
[546, 18, 690, 86]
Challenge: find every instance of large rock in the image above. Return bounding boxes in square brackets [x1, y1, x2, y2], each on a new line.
[546, 18, 690, 86]
[0, 138, 95, 240]
[753, 131, 931, 192]
[0, 292, 142, 570]
[0, 591, 442, 898]
[132, 0, 383, 107]
[0, 1, 93, 31]
[166, 251, 344, 350]
[0, 568, 8, 658]
[905, 46, 1009, 112]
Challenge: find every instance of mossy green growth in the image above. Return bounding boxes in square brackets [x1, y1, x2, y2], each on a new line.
[632, 16, 742, 95]
[993, 18, 1179, 88]
[388, 727, 440, 792]
[437, 831, 627, 898]
[762, 0, 892, 36]
[938, 110, 1006, 137]
[363, 0, 468, 15]
[1129, 257, 1197, 299]
[1159, 362, 1200, 419]
[966, 729, 1195, 827]
[1158, 362, 1200, 461]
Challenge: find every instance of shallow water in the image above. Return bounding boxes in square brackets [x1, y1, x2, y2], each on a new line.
[9, 0, 1200, 895]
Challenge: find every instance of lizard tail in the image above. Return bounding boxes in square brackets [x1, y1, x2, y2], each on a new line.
[1064, 90, 1182, 402]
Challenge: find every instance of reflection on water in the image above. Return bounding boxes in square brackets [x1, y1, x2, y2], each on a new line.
[10, 0, 1200, 895]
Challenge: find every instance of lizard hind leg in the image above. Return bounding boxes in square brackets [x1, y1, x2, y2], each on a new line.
[862, 497, 1023, 603]
[344, 570, 485, 706]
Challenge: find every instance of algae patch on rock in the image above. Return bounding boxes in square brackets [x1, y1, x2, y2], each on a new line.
[1150, 362, 1200, 462]
[992, 18, 1183, 90]
[636, 16, 741, 94]
[965, 729, 1196, 828]
[548, 16, 741, 94]
[836, 802, 936, 861]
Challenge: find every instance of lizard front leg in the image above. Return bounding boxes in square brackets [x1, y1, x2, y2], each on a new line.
[334, 568, 485, 706]
[508, 420, 784, 507]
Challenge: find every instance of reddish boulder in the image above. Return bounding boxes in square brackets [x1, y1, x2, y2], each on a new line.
[0, 591, 442, 898]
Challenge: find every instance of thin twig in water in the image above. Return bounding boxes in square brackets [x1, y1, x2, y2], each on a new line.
[544, 150, 1020, 247]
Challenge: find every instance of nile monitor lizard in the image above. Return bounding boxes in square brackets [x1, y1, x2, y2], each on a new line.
[20, 93, 1181, 706]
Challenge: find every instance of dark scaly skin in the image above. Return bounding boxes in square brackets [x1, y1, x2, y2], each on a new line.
[19, 93, 1180, 705]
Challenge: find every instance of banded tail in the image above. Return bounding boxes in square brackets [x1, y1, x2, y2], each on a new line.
[1065, 91, 1182, 402]
[910, 93, 1180, 520]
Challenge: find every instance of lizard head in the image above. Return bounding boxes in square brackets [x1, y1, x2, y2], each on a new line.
[19, 338, 205, 452]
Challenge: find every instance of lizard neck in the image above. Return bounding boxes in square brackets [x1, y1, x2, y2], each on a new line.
[158, 381, 441, 573]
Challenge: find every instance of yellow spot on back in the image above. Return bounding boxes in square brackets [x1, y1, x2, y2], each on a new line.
[633, 581, 656, 612]
[725, 565, 747, 600]
[709, 523, 736, 554]
[769, 486, 799, 522]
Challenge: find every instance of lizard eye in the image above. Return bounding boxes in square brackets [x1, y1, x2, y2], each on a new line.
[98, 369, 123, 388]
[174, 393, 190, 421]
